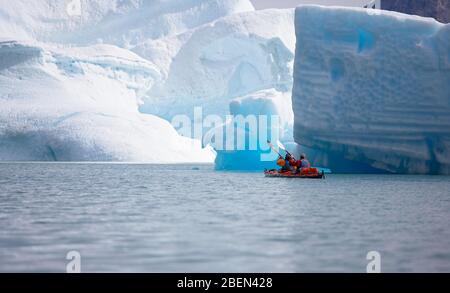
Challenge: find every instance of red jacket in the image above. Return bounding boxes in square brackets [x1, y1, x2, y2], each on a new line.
[289, 159, 311, 169]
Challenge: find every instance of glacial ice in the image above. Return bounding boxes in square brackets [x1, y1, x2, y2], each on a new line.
[137, 8, 297, 170]
[0, 0, 296, 165]
[138, 8, 296, 120]
[3, 1, 448, 171]
[212, 89, 295, 170]
[0, 0, 254, 45]
[0, 40, 214, 162]
[293, 6, 450, 174]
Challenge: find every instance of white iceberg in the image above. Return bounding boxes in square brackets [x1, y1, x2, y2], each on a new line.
[0, 40, 214, 162]
[137, 8, 297, 170]
[0, 0, 297, 165]
[138, 8, 296, 120]
[0, 0, 254, 45]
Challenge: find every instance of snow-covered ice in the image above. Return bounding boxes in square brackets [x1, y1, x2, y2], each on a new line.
[0, 0, 296, 165]
[0, 0, 254, 45]
[292, 5, 450, 174]
[138, 8, 295, 121]
[1, 0, 248, 162]
[0, 40, 214, 162]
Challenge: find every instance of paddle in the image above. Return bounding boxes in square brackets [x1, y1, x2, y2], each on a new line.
[267, 140, 282, 158]
[276, 140, 286, 150]
[276, 140, 295, 160]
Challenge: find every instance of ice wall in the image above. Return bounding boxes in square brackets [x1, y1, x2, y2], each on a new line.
[293, 5, 450, 174]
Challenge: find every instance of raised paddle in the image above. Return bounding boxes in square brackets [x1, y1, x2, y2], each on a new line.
[267, 140, 282, 158]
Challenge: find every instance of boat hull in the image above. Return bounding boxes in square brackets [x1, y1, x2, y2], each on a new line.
[264, 170, 325, 179]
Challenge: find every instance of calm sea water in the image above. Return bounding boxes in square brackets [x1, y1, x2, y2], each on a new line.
[0, 163, 449, 273]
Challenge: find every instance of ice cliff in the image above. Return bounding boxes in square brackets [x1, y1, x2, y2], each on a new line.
[292, 6, 450, 174]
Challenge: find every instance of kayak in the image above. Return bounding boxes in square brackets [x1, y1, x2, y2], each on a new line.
[264, 169, 325, 179]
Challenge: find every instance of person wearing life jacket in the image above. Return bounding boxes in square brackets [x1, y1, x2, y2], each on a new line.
[281, 153, 293, 172]
[298, 153, 311, 171]
[289, 156, 298, 169]
[287, 153, 310, 173]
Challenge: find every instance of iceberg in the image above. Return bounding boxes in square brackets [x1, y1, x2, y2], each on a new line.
[138, 8, 296, 120]
[212, 89, 295, 170]
[0, 40, 214, 162]
[137, 8, 297, 170]
[292, 6, 450, 174]
[0, 0, 297, 164]
[0, 0, 254, 45]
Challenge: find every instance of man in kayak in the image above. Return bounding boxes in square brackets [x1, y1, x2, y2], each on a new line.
[299, 154, 311, 170]
[281, 153, 293, 172]
[289, 153, 311, 173]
